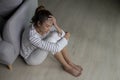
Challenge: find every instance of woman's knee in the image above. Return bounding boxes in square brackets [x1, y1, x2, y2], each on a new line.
[49, 31, 60, 38]
[45, 31, 61, 43]
[25, 49, 48, 65]
[25, 59, 39, 66]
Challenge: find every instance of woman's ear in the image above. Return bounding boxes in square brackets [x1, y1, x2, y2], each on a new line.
[37, 21, 41, 27]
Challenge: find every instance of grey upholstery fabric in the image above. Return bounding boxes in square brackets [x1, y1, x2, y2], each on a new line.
[0, 41, 14, 64]
[0, 0, 23, 19]
[0, 0, 38, 65]
[0, 16, 5, 38]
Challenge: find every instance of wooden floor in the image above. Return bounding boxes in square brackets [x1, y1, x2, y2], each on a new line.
[0, 0, 120, 80]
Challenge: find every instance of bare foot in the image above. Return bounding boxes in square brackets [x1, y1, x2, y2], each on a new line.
[69, 63, 83, 73]
[76, 65, 83, 71]
[63, 66, 81, 77]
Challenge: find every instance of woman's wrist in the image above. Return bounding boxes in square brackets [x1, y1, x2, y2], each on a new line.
[54, 23, 58, 28]
[54, 24, 62, 31]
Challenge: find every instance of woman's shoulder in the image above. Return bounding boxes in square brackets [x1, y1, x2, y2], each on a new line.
[29, 24, 42, 38]
[29, 24, 37, 33]
[29, 24, 36, 34]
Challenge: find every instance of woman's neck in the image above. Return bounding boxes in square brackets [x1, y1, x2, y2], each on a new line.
[36, 28, 44, 35]
[34, 25, 45, 35]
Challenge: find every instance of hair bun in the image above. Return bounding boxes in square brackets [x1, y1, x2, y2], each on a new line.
[39, 5, 45, 10]
[35, 5, 46, 14]
[38, 5, 45, 10]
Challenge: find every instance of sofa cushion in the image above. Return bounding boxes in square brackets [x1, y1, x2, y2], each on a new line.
[0, 0, 23, 19]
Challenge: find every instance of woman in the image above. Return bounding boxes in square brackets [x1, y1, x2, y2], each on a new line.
[20, 6, 83, 77]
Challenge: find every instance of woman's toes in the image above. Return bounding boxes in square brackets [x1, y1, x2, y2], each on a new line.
[70, 63, 83, 72]
[63, 67, 81, 77]
[76, 65, 83, 71]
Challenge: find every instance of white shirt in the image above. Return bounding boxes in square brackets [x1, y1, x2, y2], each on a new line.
[20, 24, 68, 59]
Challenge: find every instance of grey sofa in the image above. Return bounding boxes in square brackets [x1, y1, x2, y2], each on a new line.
[0, 0, 38, 70]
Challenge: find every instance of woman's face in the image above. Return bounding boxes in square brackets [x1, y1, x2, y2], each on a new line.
[39, 18, 53, 33]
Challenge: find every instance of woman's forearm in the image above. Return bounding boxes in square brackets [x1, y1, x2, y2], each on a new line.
[54, 24, 62, 32]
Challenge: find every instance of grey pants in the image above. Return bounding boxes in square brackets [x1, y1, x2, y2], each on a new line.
[25, 31, 65, 65]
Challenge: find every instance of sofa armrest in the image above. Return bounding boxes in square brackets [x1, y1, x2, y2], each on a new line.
[3, 0, 38, 54]
[0, 41, 14, 64]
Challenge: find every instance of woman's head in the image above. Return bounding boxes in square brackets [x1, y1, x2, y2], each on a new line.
[31, 6, 53, 33]
[31, 6, 53, 27]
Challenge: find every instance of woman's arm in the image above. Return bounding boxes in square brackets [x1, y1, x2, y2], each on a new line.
[50, 16, 70, 40]
[29, 28, 68, 53]
[50, 16, 63, 36]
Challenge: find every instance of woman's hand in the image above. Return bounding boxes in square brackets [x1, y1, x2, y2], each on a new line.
[49, 16, 62, 36]
[49, 16, 57, 26]
[64, 32, 70, 40]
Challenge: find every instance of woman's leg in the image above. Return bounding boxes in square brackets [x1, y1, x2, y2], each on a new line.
[54, 51, 80, 77]
[25, 31, 61, 65]
[61, 47, 72, 64]
[25, 49, 49, 65]
[61, 47, 83, 72]
[25, 31, 63, 65]
[46, 31, 81, 76]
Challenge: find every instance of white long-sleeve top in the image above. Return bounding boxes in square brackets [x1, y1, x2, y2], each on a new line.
[20, 24, 68, 59]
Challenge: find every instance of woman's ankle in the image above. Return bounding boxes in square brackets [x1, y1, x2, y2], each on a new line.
[62, 65, 72, 70]
[63, 65, 81, 77]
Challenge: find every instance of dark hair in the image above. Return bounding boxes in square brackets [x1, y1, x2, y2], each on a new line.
[31, 6, 53, 26]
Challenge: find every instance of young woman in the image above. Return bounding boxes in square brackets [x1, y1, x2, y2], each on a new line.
[20, 6, 83, 77]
